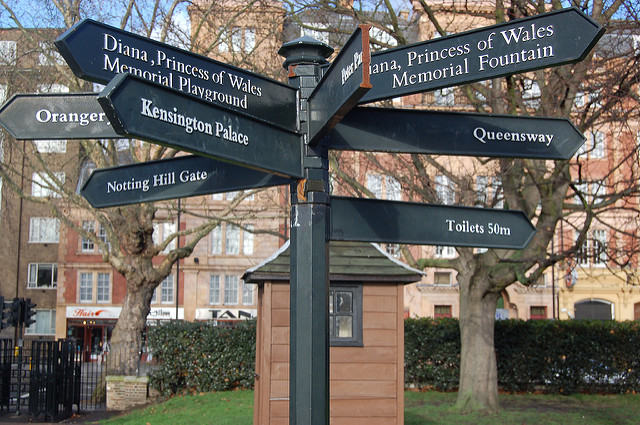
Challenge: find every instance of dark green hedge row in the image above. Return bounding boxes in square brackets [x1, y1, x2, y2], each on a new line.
[148, 318, 640, 395]
[147, 320, 256, 396]
[405, 318, 640, 394]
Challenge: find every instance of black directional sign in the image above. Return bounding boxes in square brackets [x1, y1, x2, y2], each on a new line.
[326, 107, 585, 159]
[308, 25, 371, 144]
[81, 155, 293, 208]
[55, 19, 297, 131]
[97, 74, 303, 178]
[0, 93, 119, 140]
[360, 7, 604, 103]
[330, 196, 535, 249]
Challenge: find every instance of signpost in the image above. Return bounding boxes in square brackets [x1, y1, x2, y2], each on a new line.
[33, 7, 601, 425]
[330, 196, 535, 249]
[0, 93, 119, 139]
[97, 73, 303, 178]
[55, 19, 298, 131]
[360, 7, 605, 103]
[81, 155, 294, 208]
[307, 25, 371, 143]
[326, 107, 585, 159]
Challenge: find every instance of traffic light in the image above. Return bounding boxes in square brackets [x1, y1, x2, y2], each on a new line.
[0, 296, 9, 330]
[23, 298, 36, 328]
[9, 298, 21, 327]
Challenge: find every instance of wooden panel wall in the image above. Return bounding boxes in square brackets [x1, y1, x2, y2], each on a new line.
[255, 282, 404, 425]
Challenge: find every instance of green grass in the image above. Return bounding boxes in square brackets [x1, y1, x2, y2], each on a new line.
[100, 390, 254, 425]
[99, 390, 640, 425]
[405, 391, 640, 425]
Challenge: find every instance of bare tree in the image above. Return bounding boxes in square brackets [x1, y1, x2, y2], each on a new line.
[0, 0, 289, 375]
[291, 0, 640, 412]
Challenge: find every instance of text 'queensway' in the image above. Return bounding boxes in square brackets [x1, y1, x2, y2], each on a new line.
[140, 98, 249, 145]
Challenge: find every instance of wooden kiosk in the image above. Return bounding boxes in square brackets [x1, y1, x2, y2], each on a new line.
[243, 241, 423, 425]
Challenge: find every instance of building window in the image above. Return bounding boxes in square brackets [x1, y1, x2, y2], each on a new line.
[576, 230, 607, 267]
[211, 226, 222, 254]
[591, 131, 605, 158]
[434, 305, 452, 318]
[219, 27, 256, 53]
[29, 217, 59, 243]
[433, 271, 452, 285]
[243, 225, 254, 255]
[435, 245, 456, 258]
[522, 79, 541, 108]
[98, 224, 111, 252]
[226, 225, 240, 254]
[81, 221, 95, 252]
[224, 275, 239, 305]
[79, 272, 110, 303]
[27, 263, 57, 289]
[33, 140, 67, 153]
[242, 282, 254, 305]
[329, 284, 362, 346]
[96, 273, 111, 302]
[0, 83, 6, 103]
[31, 172, 64, 197]
[209, 275, 221, 304]
[152, 274, 174, 304]
[0, 40, 17, 65]
[366, 174, 401, 200]
[435, 174, 455, 205]
[24, 310, 56, 335]
[153, 222, 176, 254]
[79, 272, 93, 303]
[434, 87, 455, 106]
[38, 42, 65, 66]
[37, 83, 68, 93]
[300, 23, 329, 44]
[530, 306, 547, 320]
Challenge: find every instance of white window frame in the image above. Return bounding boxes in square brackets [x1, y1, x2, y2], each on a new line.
[591, 131, 605, 158]
[79, 272, 93, 303]
[242, 282, 254, 305]
[152, 274, 175, 304]
[300, 23, 329, 45]
[209, 274, 221, 304]
[211, 226, 222, 254]
[0, 40, 17, 65]
[435, 174, 455, 205]
[434, 87, 455, 106]
[24, 309, 56, 335]
[38, 42, 65, 66]
[29, 217, 59, 243]
[243, 225, 254, 255]
[96, 272, 111, 302]
[224, 275, 239, 305]
[33, 139, 67, 153]
[31, 172, 64, 198]
[81, 221, 95, 252]
[225, 224, 240, 255]
[27, 263, 58, 289]
[37, 83, 68, 93]
[435, 245, 456, 259]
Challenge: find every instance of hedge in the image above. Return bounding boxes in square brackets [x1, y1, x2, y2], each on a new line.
[148, 318, 640, 395]
[405, 318, 640, 393]
[147, 320, 256, 396]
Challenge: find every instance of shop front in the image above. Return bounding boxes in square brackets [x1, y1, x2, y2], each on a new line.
[66, 306, 184, 362]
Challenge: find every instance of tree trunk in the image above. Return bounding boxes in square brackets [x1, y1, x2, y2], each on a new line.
[455, 272, 500, 413]
[107, 283, 154, 375]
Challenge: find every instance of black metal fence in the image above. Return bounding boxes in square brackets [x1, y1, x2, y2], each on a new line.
[0, 338, 107, 421]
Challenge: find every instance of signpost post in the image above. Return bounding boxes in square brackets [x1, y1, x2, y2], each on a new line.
[28, 7, 602, 425]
